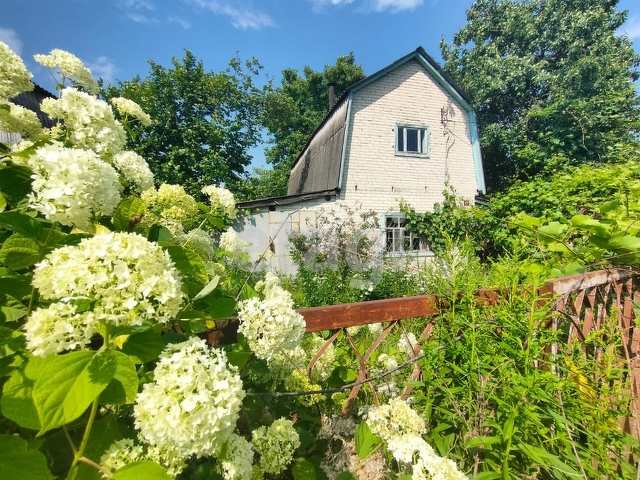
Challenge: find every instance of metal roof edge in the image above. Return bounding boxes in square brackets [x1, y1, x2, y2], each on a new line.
[237, 188, 339, 210]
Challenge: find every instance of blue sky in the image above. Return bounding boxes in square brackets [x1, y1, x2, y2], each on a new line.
[2, 0, 640, 168]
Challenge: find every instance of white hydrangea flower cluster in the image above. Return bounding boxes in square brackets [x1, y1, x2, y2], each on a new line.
[24, 302, 98, 357]
[202, 184, 237, 218]
[398, 331, 421, 357]
[0, 102, 44, 140]
[219, 228, 251, 267]
[141, 184, 200, 232]
[100, 438, 187, 477]
[110, 97, 152, 126]
[366, 397, 426, 443]
[112, 151, 155, 194]
[26, 142, 122, 229]
[252, 418, 300, 475]
[367, 399, 467, 479]
[386, 434, 467, 480]
[238, 272, 306, 361]
[33, 49, 99, 94]
[134, 337, 245, 458]
[30, 232, 183, 333]
[216, 433, 254, 480]
[41, 87, 126, 160]
[0, 41, 33, 98]
[305, 334, 336, 382]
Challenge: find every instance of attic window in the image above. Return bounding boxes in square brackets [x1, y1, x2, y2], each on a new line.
[396, 124, 430, 157]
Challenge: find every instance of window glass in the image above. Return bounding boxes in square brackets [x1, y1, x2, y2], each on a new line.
[396, 125, 429, 156]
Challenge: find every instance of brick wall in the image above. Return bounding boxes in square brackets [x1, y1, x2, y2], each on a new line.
[340, 60, 480, 214]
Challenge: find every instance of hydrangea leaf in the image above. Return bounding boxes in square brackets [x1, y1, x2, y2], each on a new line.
[0, 434, 53, 480]
[112, 197, 146, 232]
[121, 328, 166, 364]
[0, 233, 42, 270]
[292, 457, 316, 480]
[33, 350, 117, 435]
[112, 461, 172, 480]
[165, 245, 208, 297]
[354, 422, 382, 460]
[0, 162, 33, 207]
[99, 351, 138, 405]
[0, 356, 46, 430]
[0, 211, 43, 241]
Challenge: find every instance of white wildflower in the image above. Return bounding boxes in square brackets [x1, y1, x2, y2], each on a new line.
[202, 184, 236, 218]
[40, 87, 126, 160]
[238, 272, 306, 361]
[31, 232, 183, 331]
[34, 49, 99, 94]
[134, 337, 245, 458]
[112, 150, 155, 194]
[366, 398, 426, 443]
[110, 97, 152, 126]
[26, 142, 122, 229]
[252, 418, 300, 475]
[398, 332, 421, 357]
[0, 41, 33, 98]
[216, 433, 254, 480]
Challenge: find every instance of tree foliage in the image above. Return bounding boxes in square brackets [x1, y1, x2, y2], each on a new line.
[104, 51, 268, 199]
[441, 0, 640, 191]
[242, 53, 366, 199]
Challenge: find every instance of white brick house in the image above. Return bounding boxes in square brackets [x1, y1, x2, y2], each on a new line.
[236, 47, 486, 273]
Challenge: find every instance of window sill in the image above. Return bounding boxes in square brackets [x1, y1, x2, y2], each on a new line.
[384, 251, 434, 259]
[394, 152, 430, 159]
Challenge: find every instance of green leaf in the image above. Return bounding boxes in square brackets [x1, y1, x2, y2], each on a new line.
[537, 222, 567, 241]
[0, 295, 28, 322]
[192, 275, 220, 302]
[0, 211, 43, 240]
[112, 461, 172, 480]
[335, 473, 358, 480]
[147, 224, 172, 243]
[0, 324, 25, 354]
[472, 473, 502, 480]
[121, 328, 166, 364]
[206, 296, 237, 319]
[0, 194, 6, 212]
[466, 436, 501, 449]
[1, 356, 46, 430]
[0, 434, 54, 480]
[0, 162, 33, 207]
[570, 215, 608, 236]
[607, 234, 640, 253]
[33, 350, 117, 434]
[354, 422, 382, 460]
[598, 199, 619, 213]
[292, 457, 316, 480]
[112, 197, 146, 232]
[99, 351, 138, 405]
[0, 233, 42, 270]
[165, 245, 209, 292]
[226, 351, 253, 370]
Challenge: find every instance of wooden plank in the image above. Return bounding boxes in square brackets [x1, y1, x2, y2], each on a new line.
[299, 295, 439, 333]
[545, 269, 637, 295]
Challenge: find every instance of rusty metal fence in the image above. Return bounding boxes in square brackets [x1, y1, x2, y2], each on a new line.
[210, 268, 640, 438]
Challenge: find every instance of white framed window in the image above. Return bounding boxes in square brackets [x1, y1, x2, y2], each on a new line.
[395, 124, 430, 157]
[385, 214, 429, 254]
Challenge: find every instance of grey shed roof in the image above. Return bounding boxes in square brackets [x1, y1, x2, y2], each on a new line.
[238, 47, 473, 209]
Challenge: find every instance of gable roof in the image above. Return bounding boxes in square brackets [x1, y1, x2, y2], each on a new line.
[238, 47, 477, 209]
[11, 84, 57, 128]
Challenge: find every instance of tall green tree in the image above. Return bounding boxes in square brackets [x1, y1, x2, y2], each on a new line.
[441, 0, 640, 192]
[104, 51, 268, 198]
[240, 53, 366, 199]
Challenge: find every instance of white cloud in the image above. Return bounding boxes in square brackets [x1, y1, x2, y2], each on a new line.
[127, 13, 158, 23]
[185, 0, 274, 30]
[120, 0, 155, 11]
[309, 0, 422, 13]
[368, 0, 423, 12]
[0, 27, 23, 56]
[86, 56, 118, 85]
[169, 16, 192, 29]
[621, 16, 640, 41]
[118, 0, 158, 23]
